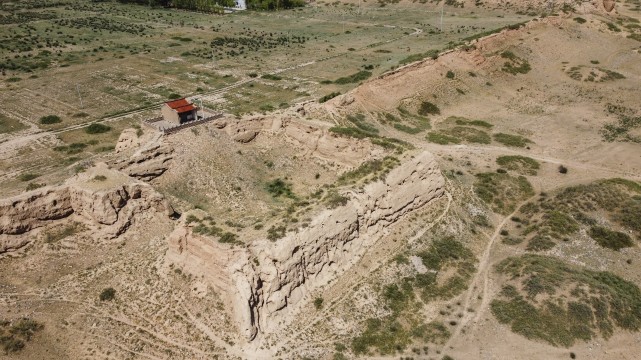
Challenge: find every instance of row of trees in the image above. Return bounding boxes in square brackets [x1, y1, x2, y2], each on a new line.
[113, 0, 306, 10]
[114, 0, 235, 10]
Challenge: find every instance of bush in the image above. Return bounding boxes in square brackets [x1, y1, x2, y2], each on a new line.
[261, 74, 282, 81]
[39, 115, 61, 124]
[589, 226, 633, 250]
[334, 70, 372, 84]
[445, 70, 455, 79]
[319, 92, 341, 103]
[494, 133, 532, 147]
[418, 101, 440, 116]
[267, 225, 286, 241]
[93, 175, 107, 181]
[86, 123, 111, 134]
[559, 165, 568, 174]
[266, 179, 295, 198]
[0, 318, 43, 354]
[324, 190, 349, 209]
[496, 155, 540, 175]
[99, 287, 116, 301]
[474, 173, 535, 214]
[314, 297, 324, 310]
[491, 254, 641, 347]
[18, 173, 40, 182]
[26, 183, 45, 191]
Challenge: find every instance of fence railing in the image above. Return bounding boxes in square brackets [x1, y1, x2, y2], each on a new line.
[159, 113, 224, 134]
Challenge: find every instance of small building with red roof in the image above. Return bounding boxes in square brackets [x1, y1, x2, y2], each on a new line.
[161, 98, 199, 125]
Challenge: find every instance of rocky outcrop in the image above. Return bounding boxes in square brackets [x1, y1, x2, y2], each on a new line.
[166, 151, 444, 340]
[115, 128, 141, 153]
[111, 137, 174, 181]
[0, 163, 174, 253]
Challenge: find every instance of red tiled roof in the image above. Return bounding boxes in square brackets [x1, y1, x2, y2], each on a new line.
[174, 104, 196, 113]
[165, 98, 197, 113]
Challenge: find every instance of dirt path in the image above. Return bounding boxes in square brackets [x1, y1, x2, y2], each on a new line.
[438, 192, 540, 353]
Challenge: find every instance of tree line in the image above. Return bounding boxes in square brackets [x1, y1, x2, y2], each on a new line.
[112, 0, 305, 11]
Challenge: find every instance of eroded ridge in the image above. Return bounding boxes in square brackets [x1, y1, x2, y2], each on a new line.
[167, 151, 444, 340]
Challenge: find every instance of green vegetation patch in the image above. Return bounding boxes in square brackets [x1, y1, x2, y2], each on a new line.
[426, 132, 460, 145]
[334, 70, 372, 84]
[266, 178, 295, 199]
[500, 51, 531, 75]
[492, 254, 641, 347]
[0, 114, 27, 134]
[387, 107, 431, 134]
[601, 104, 641, 143]
[512, 178, 641, 251]
[319, 92, 341, 103]
[351, 237, 474, 356]
[474, 173, 535, 214]
[418, 101, 440, 116]
[1, 318, 44, 354]
[39, 115, 62, 125]
[86, 123, 111, 134]
[589, 226, 633, 250]
[399, 49, 440, 65]
[330, 114, 411, 153]
[427, 126, 491, 145]
[448, 116, 493, 129]
[496, 155, 540, 175]
[337, 156, 400, 186]
[494, 133, 533, 147]
[44, 223, 84, 244]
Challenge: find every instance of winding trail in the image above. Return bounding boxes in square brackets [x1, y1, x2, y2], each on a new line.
[439, 192, 540, 353]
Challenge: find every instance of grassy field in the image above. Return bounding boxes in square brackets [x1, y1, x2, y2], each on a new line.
[0, 0, 533, 196]
[0, 1, 531, 124]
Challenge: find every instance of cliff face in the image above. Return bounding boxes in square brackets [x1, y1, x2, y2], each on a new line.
[166, 151, 444, 340]
[0, 163, 174, 253]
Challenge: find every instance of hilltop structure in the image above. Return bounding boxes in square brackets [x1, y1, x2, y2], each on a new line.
[161, 98, 198, 125]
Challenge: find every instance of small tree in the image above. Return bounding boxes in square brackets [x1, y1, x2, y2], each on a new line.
[99, 287, 116, 301]
[39, 115, 61, 124]
[314, 297, 324, 310]
[558, 165, 568, 174]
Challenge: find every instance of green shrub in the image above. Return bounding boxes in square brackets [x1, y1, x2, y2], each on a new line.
[26, 183, 45, 191]
[526, 235, 556, 251]
[334, 70, 372, 84]
[496, 155, 540, 175]
[474, 173, 535, 214]
[491, 254, 641, 347]
[494, 133, 532, 147]
[418, 101, 440, 116]
[445, 70, 455, 79]
[589, 226, 633, 250]
[399, 49, 440, 65]
[93, 175, 107, 181]
[1, 318, 43, 354]
[319, 92, 341, 103]
[99, 287, 116, 301]
[314, 297, 324, 310]
[39, 115, 62, 124]
[267, 225, 287, 241]
[86, 123, 111, 134]
[324, 190, 349, 209]
[573, 17, 587, 24]
[450, 116, 493, 128]
[261, 74, 282, 81]
[266, 179, 295, 198]
[18, 173, 40, 182]
[427, 132, 460, 145]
